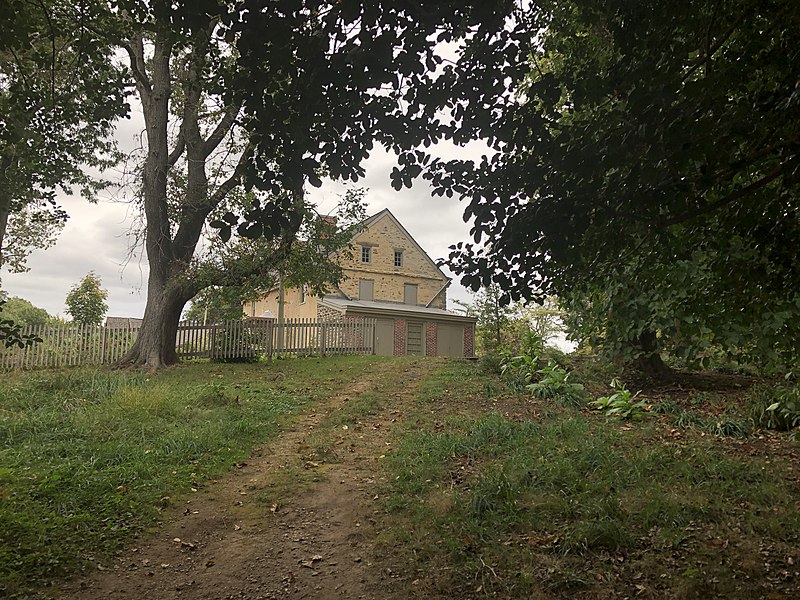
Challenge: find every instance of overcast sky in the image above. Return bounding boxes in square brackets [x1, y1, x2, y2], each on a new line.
[1, 113, 483, 320]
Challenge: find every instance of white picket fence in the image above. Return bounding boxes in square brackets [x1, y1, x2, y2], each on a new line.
[0, 318, 376, 370]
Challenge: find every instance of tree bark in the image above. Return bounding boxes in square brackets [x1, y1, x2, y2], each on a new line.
[0, 154, 13, 272]
[634, 330, 672, 380]
[117, 276, 196, 368]
[0, 209, 8, 273]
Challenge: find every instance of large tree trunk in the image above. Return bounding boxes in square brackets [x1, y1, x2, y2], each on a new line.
[118, 275, 195, 368]
[634, 330, 672, 380]
[115, 22, 292, 369]
[0, 209, 8, 273]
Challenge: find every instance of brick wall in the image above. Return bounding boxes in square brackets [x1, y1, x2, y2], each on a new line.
[425, 321, 437, 356]
[393, 319, 406, 356]
[463, 324, 475, 358]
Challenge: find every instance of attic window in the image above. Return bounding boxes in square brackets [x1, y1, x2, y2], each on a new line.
[394, 250, 403, 268]
[361, 246, 371, 263]
[300, 285, 307, 303]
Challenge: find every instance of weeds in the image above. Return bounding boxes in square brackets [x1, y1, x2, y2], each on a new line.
[651, 399, 680, 414]
[527, 365, 587, 408]
[689, 391, 718, 406]
[673, 409, 705, 429]
[499, 334, 586, 408]
[749, 382, 800, 431]
[381, 360, 800, 599]
[706, 417, 751, 437]
[590, 378, 646, 419]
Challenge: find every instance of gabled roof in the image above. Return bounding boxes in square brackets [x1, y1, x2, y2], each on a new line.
[319, 296, 475, 323]
[353, 208, 450, 283]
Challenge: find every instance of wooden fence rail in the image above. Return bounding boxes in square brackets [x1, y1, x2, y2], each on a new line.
[0, 318, 375, 370]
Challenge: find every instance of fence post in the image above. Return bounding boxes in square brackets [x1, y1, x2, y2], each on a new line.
[320, 323, 327, 357]
[267, 320, 274, 363]
[210, 324, 217, 361]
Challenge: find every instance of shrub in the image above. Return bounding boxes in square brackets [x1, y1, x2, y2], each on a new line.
[528, 365, 587, 408]
[479, 353, 503, 375]
[210, 324, 262, 363]
[748, 383, 800, 431]
[499, 330, 546, 380]
[591, 378, 646, 420]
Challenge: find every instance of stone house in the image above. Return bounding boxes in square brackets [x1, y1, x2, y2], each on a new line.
[246, 208, 476, 357]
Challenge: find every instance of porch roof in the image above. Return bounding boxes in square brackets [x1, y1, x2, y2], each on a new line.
[319, 296, 476, 323]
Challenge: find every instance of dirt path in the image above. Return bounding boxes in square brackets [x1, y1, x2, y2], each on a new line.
[61, 359, 432, 600]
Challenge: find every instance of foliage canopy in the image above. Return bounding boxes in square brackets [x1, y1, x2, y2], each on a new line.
[414, 0, 800, 368]
[65, 272, 109, 326]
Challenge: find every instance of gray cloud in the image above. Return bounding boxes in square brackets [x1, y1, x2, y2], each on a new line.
[3, 124, 481, 319]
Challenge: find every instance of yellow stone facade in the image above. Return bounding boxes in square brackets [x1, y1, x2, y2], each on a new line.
[246, 209, 449, 318]
[336, 212, 448, 308]
[247, 285, 320, 320]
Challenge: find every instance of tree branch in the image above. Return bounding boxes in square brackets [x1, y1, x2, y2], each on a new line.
[207, 147, 252, 208]
[123, 36, 151, 102]
[201, 104, 241, 158]
[682, 6, 756, 82]
[171, 147, 252, 263]
[662, 165, 785, 226]
[168, 129, 185, 166]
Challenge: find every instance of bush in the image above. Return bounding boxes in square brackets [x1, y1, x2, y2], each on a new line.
[591, 378, 646, 420]
[748, 383, 800, 431]
[499, 331, 546, 382]
[479, 353, 503, 375]
[210, 324, 262, 363]
[528, 365, 587, 408]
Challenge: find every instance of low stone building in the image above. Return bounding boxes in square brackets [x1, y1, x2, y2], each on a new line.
[247, 209, 475, 357]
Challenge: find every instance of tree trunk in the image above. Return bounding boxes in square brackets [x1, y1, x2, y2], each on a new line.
[116, 31, 193, 369]
[117, 271, 195, 369]
[0, 209, 8, 273]
[0, 154, 13, 272]
[634, 330, 672, 380]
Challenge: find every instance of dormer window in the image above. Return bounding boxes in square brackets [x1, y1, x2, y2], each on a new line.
[361, 246, 371, 263]
[394, 250, 403, 268]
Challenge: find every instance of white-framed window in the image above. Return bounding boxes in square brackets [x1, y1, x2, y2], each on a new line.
[300, 285, 307, 303]
[394, 250, 403, 268]
[361, 246, 371, 263]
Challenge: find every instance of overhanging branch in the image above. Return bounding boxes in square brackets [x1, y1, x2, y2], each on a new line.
[201, 105, 241, 158]
[662, 165, 785, 226]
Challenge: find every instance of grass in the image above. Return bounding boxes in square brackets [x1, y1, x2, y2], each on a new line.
[4, 356, 800, 598]
[0, 356, 388, 598]
[379, 360, 800, 598]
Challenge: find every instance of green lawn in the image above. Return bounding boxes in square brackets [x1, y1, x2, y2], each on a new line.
[0, 356, 388, 597]
[3, 356, 799, 599]
[379, 360, 800, 599]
